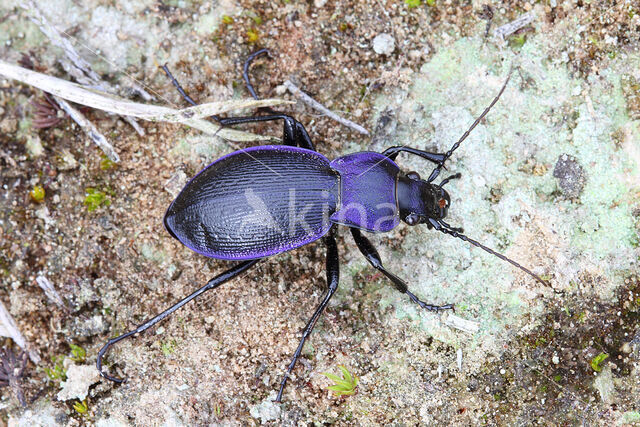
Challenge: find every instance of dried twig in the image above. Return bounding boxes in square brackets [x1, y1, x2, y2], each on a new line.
[0, 61, 287, 144]
[20, 0, 149, 137]
[35, 274, 65, 309]
[283, 80, 370, 135]
[493, 12, 535, 41]
[0, 300, 40, 364]
[444, 313, 480, 334]
[53, 96, 119, 162]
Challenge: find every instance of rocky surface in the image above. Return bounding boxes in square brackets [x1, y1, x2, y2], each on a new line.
[1, 0, 639, 424]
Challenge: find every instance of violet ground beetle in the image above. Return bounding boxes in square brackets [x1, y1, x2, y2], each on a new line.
[97, 49, 549, 402]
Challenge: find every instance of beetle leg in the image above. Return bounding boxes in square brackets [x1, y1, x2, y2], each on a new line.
[97, 259, 260, 383]
[160, 64, 198, 107]
[243, 48, 272, 101]
[382, 146, 447, 164]
[275, 235, 339, 402]
[216, 114, 316, 151]
[350, 228, 454, 312]
[160, 64, 224, 123]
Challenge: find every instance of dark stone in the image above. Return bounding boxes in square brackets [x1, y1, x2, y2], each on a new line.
[553, 154, 586, 198]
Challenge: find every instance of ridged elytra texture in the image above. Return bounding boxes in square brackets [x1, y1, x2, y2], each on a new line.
[164, 146, 339, 260]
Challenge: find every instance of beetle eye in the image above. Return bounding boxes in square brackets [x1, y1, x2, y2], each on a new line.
[405, 213, 420, 225]
[406, 171, 421, 181]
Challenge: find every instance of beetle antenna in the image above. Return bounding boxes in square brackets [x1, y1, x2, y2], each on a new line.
[428, 219, 549, 287]
[427, 68, 514, 183]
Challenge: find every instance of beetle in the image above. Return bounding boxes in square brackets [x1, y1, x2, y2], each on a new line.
[97, 50, 548, 402]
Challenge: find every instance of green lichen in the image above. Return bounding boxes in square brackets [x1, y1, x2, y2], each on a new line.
[370, 35, 639, 362]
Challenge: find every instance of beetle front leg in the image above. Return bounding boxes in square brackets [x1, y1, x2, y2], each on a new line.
[350, 228, 454, 312]
[275, 234, 339, 402]
[382, 146, 447, 165]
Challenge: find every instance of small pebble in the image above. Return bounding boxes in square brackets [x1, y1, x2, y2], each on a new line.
[372, 33, 395, 56]
[553, 154, 586, 198]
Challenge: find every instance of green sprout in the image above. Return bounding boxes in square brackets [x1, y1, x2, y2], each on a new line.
[509, 34, 527, 49]
[44, 355, 66, 381]
[221, 15, 234, 25]
[30, 184, 45, 202]
[99, 155, 115, 171]
[321, 365, 359, 397]
[590, 352, 609, 372]
[84, 188, 111, 212]
[246, 28, 259, 43]
[69, 344, 86, 363]
[161, 339, 177, 356]
[405, 0, 421, 8]
[426, 0, 435, 6]
[251, 14, 263, 25]
[73, 399, 88, 415]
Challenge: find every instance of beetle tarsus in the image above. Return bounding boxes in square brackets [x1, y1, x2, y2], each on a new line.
[405, 290, 454, 312]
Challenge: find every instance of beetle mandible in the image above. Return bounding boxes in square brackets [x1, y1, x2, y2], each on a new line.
[97, 49, 548, 402]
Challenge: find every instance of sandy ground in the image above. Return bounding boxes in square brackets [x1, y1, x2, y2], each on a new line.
[1, 0, 639, 425]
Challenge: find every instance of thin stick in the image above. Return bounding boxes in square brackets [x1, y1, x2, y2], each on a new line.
[0, 300, 40, 364]
[20, 0, 151, 136]
[493, 12, 535, 41]
[35, 275, 66, 309]
[283, 80, 370, 135]
[53, 96, 120, 162]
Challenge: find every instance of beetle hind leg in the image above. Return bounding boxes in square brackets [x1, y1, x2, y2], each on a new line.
[275, 234, 339, 402]
[97, 260, 260, 383]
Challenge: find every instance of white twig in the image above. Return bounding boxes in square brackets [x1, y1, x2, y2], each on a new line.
[0, 61, 289, 122]
[21, 0, 153, 137]
[283, 80, 370, 135]
[53, 96, 120, 162]
[444, 313, 480, 334]
[0, 300, 41, 364]
[35, 274, 65, 308]
[493, 12, 535, 41]
[0, 60, 286, 145]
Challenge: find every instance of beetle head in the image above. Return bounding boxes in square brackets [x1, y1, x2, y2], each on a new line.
[397, 171, 451, 226]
